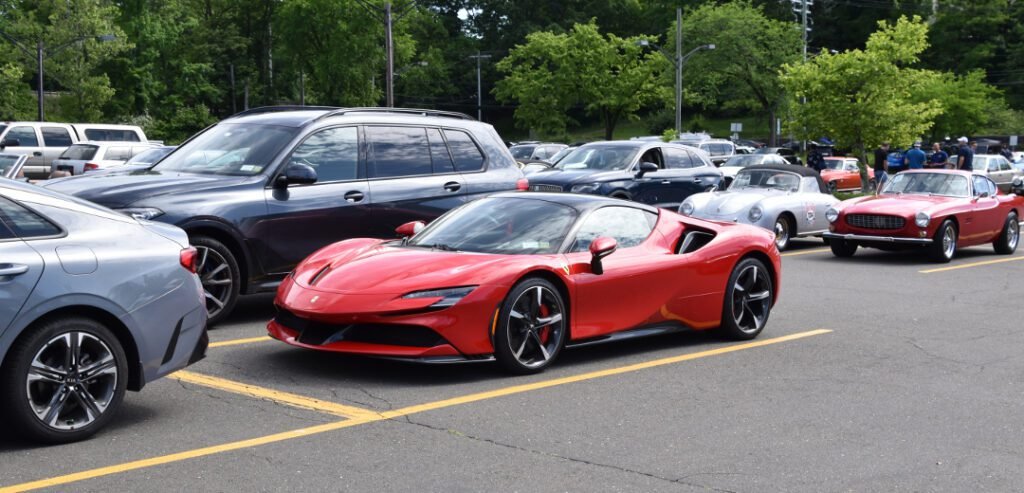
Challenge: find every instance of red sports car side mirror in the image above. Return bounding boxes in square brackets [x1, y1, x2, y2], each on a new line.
[589, 236, 618, 275]
[396, 221, 425, 238]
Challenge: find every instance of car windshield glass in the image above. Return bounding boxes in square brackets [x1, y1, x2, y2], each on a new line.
[881, 172, 969, 197]
[0, 155, 19, 174]
[153, 123, 297, 176]
[548, 147, 574, 164]
[59, 144, 98, 160]
[509, 146, 535, 159]
[125, 147, 172, 165]
[731, 169, 801, 191]
[723, 155, 769, 167]
[408, 197, 578, 255]
[555, 145, 639, 171]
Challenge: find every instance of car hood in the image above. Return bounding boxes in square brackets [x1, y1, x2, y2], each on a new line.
[697, 189, 783, 215]
[295, 239, 529, 294]
[841, 194, 953, 216]
[527, 167, 627, 185]
[41, 169, 253, 208]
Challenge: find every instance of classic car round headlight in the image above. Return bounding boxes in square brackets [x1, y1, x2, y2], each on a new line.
[915, 211, 931, 228]
[680, 201, 695, 215]
[826, 207, 839, 223]
[748, 205, 763, 222]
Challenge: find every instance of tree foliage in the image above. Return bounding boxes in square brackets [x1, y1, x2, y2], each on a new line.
[494, 21, 660, 140]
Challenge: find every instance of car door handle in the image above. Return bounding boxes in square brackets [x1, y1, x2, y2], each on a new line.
[443, 181, 461, 192]
[33, 151, 43, 157]
[343, 191, 364, 203]
[660, 180, 672, 184]
[692, 177, 703, 182]
[0, 264, 29, 277]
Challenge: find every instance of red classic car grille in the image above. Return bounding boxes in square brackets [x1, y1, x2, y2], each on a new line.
[845, 214, 906, 230]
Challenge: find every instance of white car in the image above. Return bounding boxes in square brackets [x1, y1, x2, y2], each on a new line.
[717, 153, 790, 187]
[972, 154, 1023, 193]
[50, 141, 162, 176]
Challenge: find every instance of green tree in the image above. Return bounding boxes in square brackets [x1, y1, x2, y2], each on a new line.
[0, 62, 33, 119]
[781, 16, 942, 190]
[495, 21, 660, 140]
[913, 70, 1005, 142]
[672, 1, 802, 145]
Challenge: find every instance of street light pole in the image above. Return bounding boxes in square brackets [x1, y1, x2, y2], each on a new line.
[675, 8, 682, 136]
[468, 51, 491, 121]
[37, 41, 44, 122]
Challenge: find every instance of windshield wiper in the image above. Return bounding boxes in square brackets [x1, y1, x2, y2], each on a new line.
[423, 243, 459, 252]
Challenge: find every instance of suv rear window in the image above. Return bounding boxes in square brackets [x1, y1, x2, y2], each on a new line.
[60, 144, 99, 160]
[0, 196, 63, 239]
[84, 129, 141, 141]
[367, 126, 432, 178]
[444, 129, 485, 172]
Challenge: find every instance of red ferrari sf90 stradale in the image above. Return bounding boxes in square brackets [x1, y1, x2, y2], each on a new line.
[268, 193, 782, 373]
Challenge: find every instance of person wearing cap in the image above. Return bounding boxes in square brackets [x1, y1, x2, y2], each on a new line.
[873, 142, 890, 189]
[957, 136, 974, 171]
[928, 142, 948, 168]
[904, 141, 926, 170]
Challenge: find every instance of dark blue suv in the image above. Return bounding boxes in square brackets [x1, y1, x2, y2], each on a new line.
[525, 141, 723, 209]
[43, 107, 525, 324]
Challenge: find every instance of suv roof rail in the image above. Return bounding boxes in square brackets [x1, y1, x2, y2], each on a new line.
[315, 107, 475, 121]
[229, 105, 340, 118]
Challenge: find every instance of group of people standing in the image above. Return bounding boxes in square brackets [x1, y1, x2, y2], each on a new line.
[870, 137, 976, 188]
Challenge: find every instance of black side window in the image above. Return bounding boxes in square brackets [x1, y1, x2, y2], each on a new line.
[0, 196, 62, 238]
[664, 147, 694, 168]
[6, 126, 39, 147]
[367, 126, 432, 178]
[0, 214, 13, 240]
[427, 128, 455, 174]
[41, 127, 73, 147]
[443, 129, 485, 172]
[290, 126, 360, 182]
[569, 206, 657, 252]
[85, 129, 140, 142]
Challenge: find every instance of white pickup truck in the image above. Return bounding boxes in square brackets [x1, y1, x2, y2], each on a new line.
[0, 122, 148, 179]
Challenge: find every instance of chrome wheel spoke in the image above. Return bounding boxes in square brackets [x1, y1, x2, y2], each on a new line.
[536, 313, 562, 325]
[79, 356, 116, 382]
[40, 385, 71, 426]
[203, 263, 228, 280]
[509, 309, 526, 320]
[196, 247, 209, 271]
[748, 290, 771, 302]
[74, 387, 105, 421]
[205, 291, 226, 309]
[514, 336, 529, 359]
[531, 331, 551, 361]
[204, 278, 232, 286]
[28, 362, 66, 384]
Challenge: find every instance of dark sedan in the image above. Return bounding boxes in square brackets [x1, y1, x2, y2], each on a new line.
[525, 141, 723, 210]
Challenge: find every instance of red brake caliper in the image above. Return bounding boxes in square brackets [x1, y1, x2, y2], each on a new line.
[538, 304, 551, 344]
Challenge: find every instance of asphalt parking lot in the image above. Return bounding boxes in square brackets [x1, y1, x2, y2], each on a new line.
[3, 240, 1024, 492]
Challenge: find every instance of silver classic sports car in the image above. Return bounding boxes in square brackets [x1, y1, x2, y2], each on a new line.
[679, 163, 839, 250]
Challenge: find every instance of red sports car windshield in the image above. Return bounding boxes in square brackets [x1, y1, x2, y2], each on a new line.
[408, 197, 578, 254]
[881, 172, 969, 197]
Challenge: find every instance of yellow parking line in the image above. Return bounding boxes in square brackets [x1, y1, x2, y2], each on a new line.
[920, 256, 1024, 274]
[208, 336, 272, 348]
[1, 329, 831, 493]
[782, 247, 829, 257]
[169, 371, 381, 420]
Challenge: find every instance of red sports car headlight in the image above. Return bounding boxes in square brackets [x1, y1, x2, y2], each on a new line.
[402, 286, 477, 308]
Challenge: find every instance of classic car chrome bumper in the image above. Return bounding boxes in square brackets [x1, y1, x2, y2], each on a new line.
[822, 232, 933, 244]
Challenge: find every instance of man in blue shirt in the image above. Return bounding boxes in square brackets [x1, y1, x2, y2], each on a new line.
[928, 142, 949, 168]
[904, 141, 926, 169]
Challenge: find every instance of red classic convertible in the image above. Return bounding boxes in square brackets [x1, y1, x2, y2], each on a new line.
[823, 170, 1024, 262]
[268, 193, 781, 373]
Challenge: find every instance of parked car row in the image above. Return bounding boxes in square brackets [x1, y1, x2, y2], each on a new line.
[0, 122, 149, 179]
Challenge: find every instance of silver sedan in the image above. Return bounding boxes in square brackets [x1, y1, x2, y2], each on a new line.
[0, 179, 207, 443]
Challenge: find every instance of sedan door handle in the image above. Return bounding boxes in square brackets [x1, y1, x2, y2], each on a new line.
[343, 191, 364, 203]
[33, 151, 43, 157]
[692, 177, 703, 182]
[0, 264, 29, 277]
[661, 180, 672, 184]
[443, 181, 461, 192]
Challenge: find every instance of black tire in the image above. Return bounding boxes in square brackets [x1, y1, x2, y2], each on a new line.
[0, 317, 128, 444]
[827, 181, 838, 193]
[829, 238, 858, 257]
[610, 192, 631, 201]
[191, 235, 241, 326]
[773, 215, 793, 251]
[494, 278, 567, 374]
[928, 220, 957, 263]
[720, 258, 773, 340]
[993, 212, 1020, 254]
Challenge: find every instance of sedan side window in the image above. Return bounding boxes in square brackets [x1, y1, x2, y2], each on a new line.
[972, 176, 992, 196]
[5, 127, 39, 147]
[0, 197, 62, 239]
[569, 206, 658, 253]
[998, 158, 1012, 171]
[988, 158, 999, 172]
[367, 126, 432, 178]
[290, 126, 360, 182]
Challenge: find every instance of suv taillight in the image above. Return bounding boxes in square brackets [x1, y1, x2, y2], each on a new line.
[180, 247, 198, 273]
[516, 178, 529, 191]
[84, 162, 100, 172]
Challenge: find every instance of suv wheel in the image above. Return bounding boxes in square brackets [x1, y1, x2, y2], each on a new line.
[191, 236, 241, 325]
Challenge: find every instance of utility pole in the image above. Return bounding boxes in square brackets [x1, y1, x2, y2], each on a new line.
[354, 0, 417, 107]
[801, 0, 809, 62]
[229, 63, 237, 114]
[675, 7, 683, 136]
[299, 71, 305, 106]
[468, 51, 491, 121]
